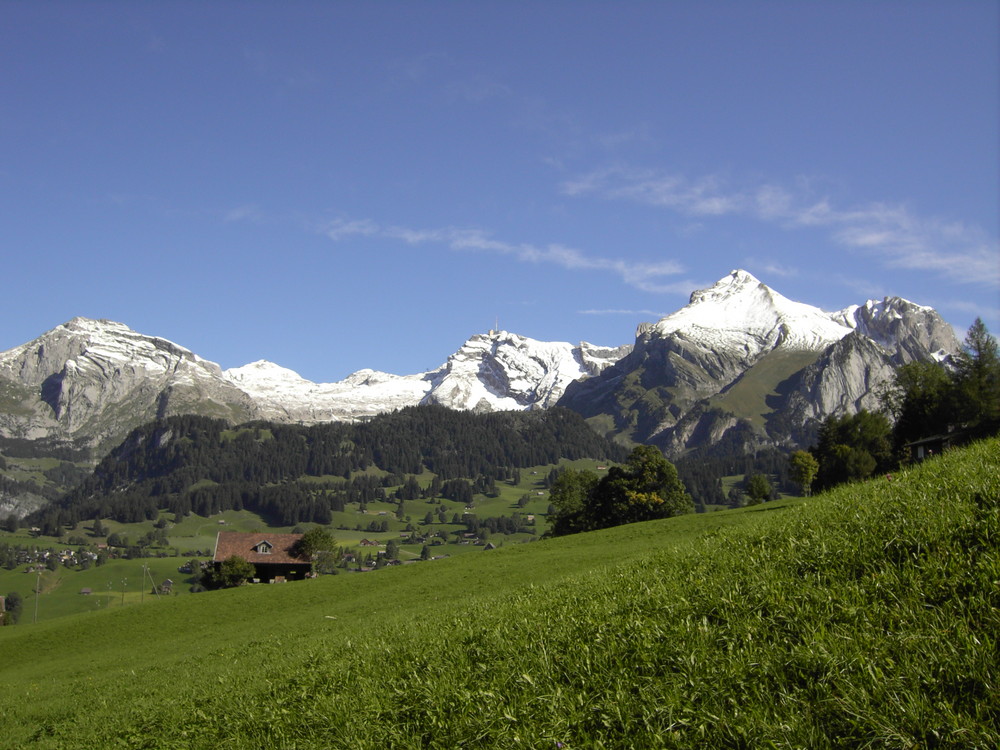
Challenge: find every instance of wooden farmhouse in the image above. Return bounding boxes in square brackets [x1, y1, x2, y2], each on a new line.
[213, 531, 309, 583]
[903, 430, 966, 463]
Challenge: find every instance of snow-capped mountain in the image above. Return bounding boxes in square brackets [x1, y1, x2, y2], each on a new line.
[223, 361, 431, 423]
[647, 268, 853, 356]
[560, 270, 961, 455]
[224, 331, 630, 422]
[419, 332, 629, 412]
[0, 317, 257, 450]
[834, 297, 956, 363]
[0, 269, 962, 471]
[0, 319, 629, 458]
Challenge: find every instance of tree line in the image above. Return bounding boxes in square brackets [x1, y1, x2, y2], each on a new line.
[790, 318, 999, 494]
[28, 405, 626, 530]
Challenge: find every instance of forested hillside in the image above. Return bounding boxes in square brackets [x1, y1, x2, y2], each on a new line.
[33, 406, 627, 529]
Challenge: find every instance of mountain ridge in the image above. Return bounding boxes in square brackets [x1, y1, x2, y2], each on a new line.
[559, 270, 959, 455]
[0, 269, 961, 487]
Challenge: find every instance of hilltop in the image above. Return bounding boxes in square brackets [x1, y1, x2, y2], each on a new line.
[1, 438, 996, 748]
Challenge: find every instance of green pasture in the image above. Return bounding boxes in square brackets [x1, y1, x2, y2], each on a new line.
[710, 349, 822, 428]
[1, 438, 996, 748]
[0, 457, 612, 621]
[0, 455, 792, 627]
[0, 557, 196, 621]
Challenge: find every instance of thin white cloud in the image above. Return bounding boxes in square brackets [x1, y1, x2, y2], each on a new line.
[829, 273, 888, 302]
[223, 205, 263, 223]
[563, 166, 1000, 287]
[324, 217, 380, 240]
[578, 309, 667, 317]
[322, 218, 686, 293]
[743, 259, 799, 279]
[941, 299, 1000, 323]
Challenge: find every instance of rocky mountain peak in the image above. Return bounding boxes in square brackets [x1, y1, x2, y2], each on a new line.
[833, 296, 960, 364]
[560, 272, 962, 457]
[687, 268, 763, 305]
[423, 330, 628, 412]
[0, 318, 255, 450]
[651, 269, 851, 356]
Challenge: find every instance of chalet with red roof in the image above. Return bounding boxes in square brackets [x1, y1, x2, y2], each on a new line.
[213, 531, 310, 583]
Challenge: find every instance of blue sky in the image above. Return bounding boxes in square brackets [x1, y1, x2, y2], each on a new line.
[2, 1, 997, 381]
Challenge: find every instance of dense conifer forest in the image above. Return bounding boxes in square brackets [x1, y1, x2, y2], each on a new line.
[31, 406, 627, 530]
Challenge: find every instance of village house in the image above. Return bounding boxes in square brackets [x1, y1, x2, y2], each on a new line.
[212, 531, 309, 583]
[904, 430, 966, 462]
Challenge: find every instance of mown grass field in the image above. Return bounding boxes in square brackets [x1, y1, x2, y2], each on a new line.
[0, 458, 618, 622]
[1, 438, 996, 748]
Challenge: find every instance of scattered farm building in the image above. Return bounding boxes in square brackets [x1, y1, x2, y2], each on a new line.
[212, 532, 309, 583]
[903, 431, 966, 462]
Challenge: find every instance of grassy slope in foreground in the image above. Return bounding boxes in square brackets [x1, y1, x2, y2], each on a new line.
[1, 439, 997, 749]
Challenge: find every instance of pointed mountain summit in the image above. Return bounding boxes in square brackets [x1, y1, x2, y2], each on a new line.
[648, 269, 852, 356]
[0, 318, 257, 453]
[559, 270, 960, 456]
[0, 272, 962, 489]
[421, 330, 630, 412]
[0, 319, 629, 469]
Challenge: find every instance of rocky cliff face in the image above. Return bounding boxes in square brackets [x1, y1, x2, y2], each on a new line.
[559, 270, 961, 456]
[0, 321, 630, 456]
[0, 272, 962, 507]
[834, 297, 959, 365]
[0, 318, 257, 453]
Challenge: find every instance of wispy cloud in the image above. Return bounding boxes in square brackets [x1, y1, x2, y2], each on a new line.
[322, 218, 686, 293]
[941, 298, 1000, 324]
[578, 308, 667, 317]
[743, 258, 799, 279]
[562, 166, 1000, 287]
[223, 204, 264, 223]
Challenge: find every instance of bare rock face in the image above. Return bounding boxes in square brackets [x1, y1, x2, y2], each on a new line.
[0, 321, 632, 468]
[835, 297, 961, 365]
[0, 272, 963, 483]
[0, 318, 257, 454]
[558, 271, 961, 456]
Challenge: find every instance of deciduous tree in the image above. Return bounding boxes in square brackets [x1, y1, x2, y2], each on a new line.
[745, 474, 771, 505]
[814, 410, 892, 490]
[788, 451, 819, 497]
[294, 527, 335, 560]
[3, 591, 23, 625]
[549, 446, 692, 536]
[216, 556, 255, 588]
[547, 468, 599, 536]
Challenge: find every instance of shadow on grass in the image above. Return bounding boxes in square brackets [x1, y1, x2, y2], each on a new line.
[742, 503, 794, 513]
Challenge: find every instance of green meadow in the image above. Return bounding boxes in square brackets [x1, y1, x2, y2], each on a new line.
[0, 458, 613, 623]
[1, 438, 997, 748]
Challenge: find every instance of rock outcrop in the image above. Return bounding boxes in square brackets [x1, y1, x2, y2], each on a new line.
[0, 318, 258, 453]
[559, 270, 961, 456]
